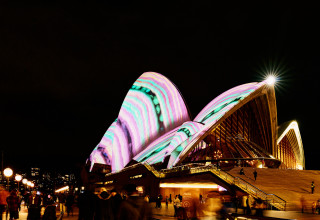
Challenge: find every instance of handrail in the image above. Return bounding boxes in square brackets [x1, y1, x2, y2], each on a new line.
[143, 162, 165, 178]
[105, 162, 286, 210]
[189, 165, 286, 210]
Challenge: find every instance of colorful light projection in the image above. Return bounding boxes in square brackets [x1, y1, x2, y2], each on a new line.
[89, 120, 117, 167]
[134, 121, 203, 165]
[194, 82, 264, 126]
[167, 82, 268, 168]
[90, 74, 304, 172]
[90, 72, 190, 172]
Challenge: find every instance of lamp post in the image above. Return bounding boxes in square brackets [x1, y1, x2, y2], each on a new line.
[15, 174, 22, 191]
[22, 178, 28, 191]
[4, 168, 13, 190]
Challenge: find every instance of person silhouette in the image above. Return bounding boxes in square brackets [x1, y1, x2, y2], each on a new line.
[311, 181, 315, 194]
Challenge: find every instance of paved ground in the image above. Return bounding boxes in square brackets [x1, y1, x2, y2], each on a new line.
[228, 167, 320, 212]
[2, 202, 320, 220]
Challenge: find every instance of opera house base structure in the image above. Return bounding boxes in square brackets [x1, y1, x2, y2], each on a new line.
[86, 72, 308, 212]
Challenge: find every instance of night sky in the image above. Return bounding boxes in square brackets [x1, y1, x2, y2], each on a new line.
[1, 2, 319, 172]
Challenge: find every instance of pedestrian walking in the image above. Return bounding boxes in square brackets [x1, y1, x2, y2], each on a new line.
[94, 190, 112, 220]
[117, 184, 152, 220]
[240, 168, 245, 175]
[0, 185, 10, 220]
[165, 196, 169, 208]
[77, 187, 96, 220]
[173, 195, 181, 217]
[42, 204, 56, 220]
[6, 190, 20, 220]
[311, 181, 315, 194]
[109, 189, 122, 219]
[65, 192, 74, 217]
[253, 169, 257, 181]
[27, 190, 42, 220]
[246, 196, 251, 215]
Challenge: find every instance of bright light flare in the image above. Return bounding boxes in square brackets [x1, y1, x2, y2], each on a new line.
[266, 75, 276, 85]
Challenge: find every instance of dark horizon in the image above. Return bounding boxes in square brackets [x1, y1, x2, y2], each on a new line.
[1, 2, 319, 172]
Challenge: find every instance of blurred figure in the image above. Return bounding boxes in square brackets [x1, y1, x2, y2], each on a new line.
[316, 199, 320, 214]
[253, 169, 258, 181]
[199, 194, 203, 204]
[109, 189, 122, 218]
[58, 193, 66, 213]
[144, 195, 149, 203]
[117, 184, 152, 220]
[6, 190, 20, 220]
[23, 192, 30, 208]
[0, 185, 10, 220]
[254, 198, 264, 217]
[27, 190, 42, 220]
[65, 192, 74, 216]
[240, 168, 245, 175]
[232, 195, 240, 214]
[311, 181, 315, 194]
[77, 186, 96, 220]
[173, 195, 181, 217]
[312, 200, 317, 214]
[300, 196, 306, 213]
[202, 196, 223, 220]
[155, 194, 162, 209]
[42, 204, 56, 220]
[245, 195, 252, 215]
[165, 196, 169, 208]
[94, 190, 112, 220]
[182, 192, 200, 220]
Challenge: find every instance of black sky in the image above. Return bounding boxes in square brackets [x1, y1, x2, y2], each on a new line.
[1, 2, 319, 172]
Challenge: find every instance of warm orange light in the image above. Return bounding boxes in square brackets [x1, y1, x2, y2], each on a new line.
[160, 183, 218, 189]
[15, 175, 22, 181]
[4, 168, 13, 177]
[55, 186, 69, 193]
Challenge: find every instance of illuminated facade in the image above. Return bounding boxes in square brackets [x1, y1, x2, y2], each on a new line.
[89, 72, 304, 172]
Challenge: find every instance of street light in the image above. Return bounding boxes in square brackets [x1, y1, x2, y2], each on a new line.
[15, 174, 22, 191]
[22, 178, 28, 191]
[22, 179, 28, 185]
[4, 168, 13, 190]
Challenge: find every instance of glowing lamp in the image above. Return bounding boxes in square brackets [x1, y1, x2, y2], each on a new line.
[15, 175, 22, 182]
[22, 179, 28, 184]
[266, 75, 276, 85]
[30, 183, 35, 187]
[4, 168, 13, 178]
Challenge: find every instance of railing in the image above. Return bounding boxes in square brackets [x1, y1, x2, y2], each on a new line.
[106, 162, 286, 210]
[143, 162, 165, 178]
[189, 164, 286, 211]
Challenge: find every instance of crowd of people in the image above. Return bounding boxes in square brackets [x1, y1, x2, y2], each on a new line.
[0, 185, 62, 220]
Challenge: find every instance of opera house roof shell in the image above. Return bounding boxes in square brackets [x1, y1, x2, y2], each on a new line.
[89, 72, 304, 172]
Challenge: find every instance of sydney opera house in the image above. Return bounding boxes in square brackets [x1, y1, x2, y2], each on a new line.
[87, 72, 304, 203]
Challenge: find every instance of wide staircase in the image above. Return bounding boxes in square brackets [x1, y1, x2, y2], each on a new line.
[142, 163, 320, 212]
[227, 167, 320, 212]
[144, 163, 286, 210]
